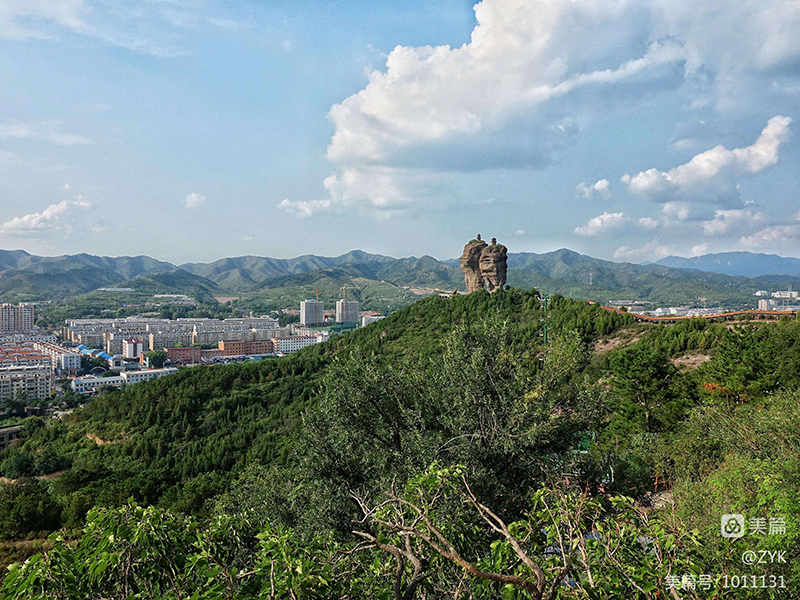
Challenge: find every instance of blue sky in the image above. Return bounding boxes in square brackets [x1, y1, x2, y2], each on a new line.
[1, 0, 799, 264]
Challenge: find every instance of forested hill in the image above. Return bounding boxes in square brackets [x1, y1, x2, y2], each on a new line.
[0, 289, 628, 529]
[3, 289, 800, 598]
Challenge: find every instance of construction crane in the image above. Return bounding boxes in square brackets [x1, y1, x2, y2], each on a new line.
[315, 288, 321, 302]
[341, 285, 347, 300]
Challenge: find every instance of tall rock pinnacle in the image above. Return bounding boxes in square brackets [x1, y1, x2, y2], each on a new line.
[459, 234, 507, 293]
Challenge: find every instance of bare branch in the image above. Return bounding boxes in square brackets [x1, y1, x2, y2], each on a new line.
[355, 481, 548, 599]
[460, 476, 547, 597]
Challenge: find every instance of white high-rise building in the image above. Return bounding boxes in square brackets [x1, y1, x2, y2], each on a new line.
[758, 299, 777, 311]
[300, 300, 324, 326]
[336, 299, 359, 323]
[122, 338, 144, 359]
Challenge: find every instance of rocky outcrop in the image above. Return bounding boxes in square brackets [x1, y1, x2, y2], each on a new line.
[480, 238, 508, 292]
[460, 235, 507, 293]
[459, 237, 488, 293]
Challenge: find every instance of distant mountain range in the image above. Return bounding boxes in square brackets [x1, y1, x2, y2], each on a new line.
[0, 250, 183, 301]
[2, 247, 800, 308]
[654, 252, 800, 279]
[180, 250, 459, 292]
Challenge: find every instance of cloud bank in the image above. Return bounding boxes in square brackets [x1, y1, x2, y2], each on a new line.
[280, 0, 800, 217]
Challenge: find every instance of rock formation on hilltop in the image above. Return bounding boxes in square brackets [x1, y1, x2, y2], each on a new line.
[480, 238, 508, 292]
[459, 235, 488, 293]
[459, 234, 507, 293]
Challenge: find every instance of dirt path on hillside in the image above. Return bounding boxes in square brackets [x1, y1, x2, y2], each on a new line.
[86, 432, 111, 445]
[593, 330, 645, 354]
[671, 354, 711, 370]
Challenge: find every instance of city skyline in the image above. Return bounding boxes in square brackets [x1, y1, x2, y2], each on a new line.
[1, 0, 799, 264]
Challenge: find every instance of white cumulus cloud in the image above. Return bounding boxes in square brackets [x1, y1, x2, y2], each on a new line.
[326, 0, 688, 174]
[0, 198, 91, 236]
[613, 240, 674, 260]
[306, 0, 800, 216]
[277, 198, 332, 219]
[690, 243, 709, 257]
[575, 212, 630, 237]
[280, 166, 449, 218]
[576, 179, 611, 200]
[739, 225, 800, 248]
[702, 209, 763, 236]
[738, 212, 800, 248]
[662, 202, 692, 221]
[575, 211, 662, 237]
[623, 116, 791, 205]
[638, 217, 659, 229]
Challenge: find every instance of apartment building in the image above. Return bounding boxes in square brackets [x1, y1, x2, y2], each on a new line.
[335, 299, 359, 324]
[32, 341, 81, 375]
[65, 316, 285, 350]
[192, 324, 287, 344]
[0, 426, 21, 450]
[121, 367, 177, 384]
[193, 325, 252, 344]
[0, 345, 51, 369]
[0, 365, 52, 401]
[166, 346, 202, 365]
[0, 333, 56, 344]
[218, 340, 273, 356]
[0, 303, 35, 332]
[148, 331, 194, 351]
[122, 339, 144, 359]
[71, 367, 177, 392]
[300, 300, 324, 326]
[252, 326, 290, 341]
[271, 335, 323, 354]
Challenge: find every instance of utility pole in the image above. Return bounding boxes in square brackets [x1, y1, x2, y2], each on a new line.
[540, 293, 550, 345]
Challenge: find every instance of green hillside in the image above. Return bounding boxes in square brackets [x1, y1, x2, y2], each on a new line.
[2, 289, 800, 597]
[237, 266, 452, 314]
[0, 264, 122, 302]
[0, 289, 627, 526]
[114, 269, 221, 302]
